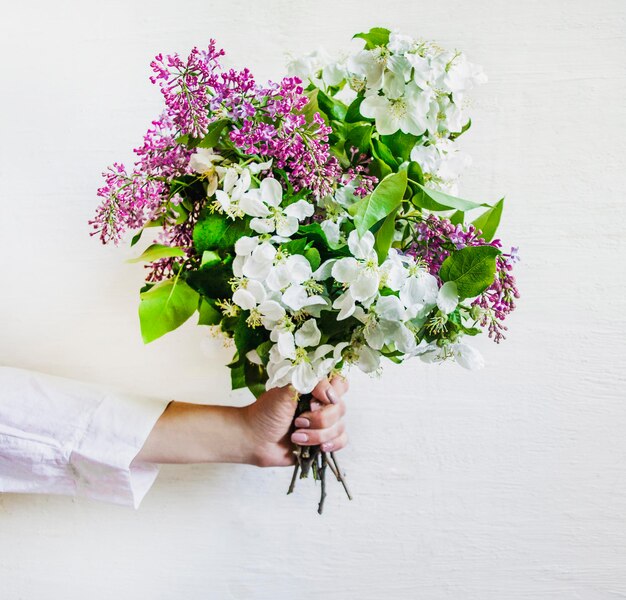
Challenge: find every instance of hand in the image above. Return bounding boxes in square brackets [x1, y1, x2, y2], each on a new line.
[242, 376, 349, 467]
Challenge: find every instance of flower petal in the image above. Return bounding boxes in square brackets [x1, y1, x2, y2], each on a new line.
[284, 199, 314, 220]
[331, 257, 359, 283]
[437, 281, 459, 314]
[260, 177, 283, 207]
[294, 319, 322, 348]
[240, 191, 271, 217]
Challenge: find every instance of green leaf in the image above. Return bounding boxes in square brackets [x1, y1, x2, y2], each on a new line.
[412, 183, 490, 212]
[345, 95, 366, 123]
[193, 212, 250, 253]
[244, 361, 267, 399]
[300, 89, 326, 125]
[371, 138, 399, 170]
[127, 244, 185, 264]
[197, 119, 229, 148]
[349, 170, 407, 235]
[201, 250, 221, 267]
[186, 259, 234, 300]
[316, 89, 347, 121]
[439, 246, 501, 299]
[374, 207, 399, 263]
[304, 247, 321, 271]
[229, 355, 246, 390]
[345, 124, 373, 155]
[234, 313, 266, 357]
[281, 238, 308, 256]
[130, 230, 143, 247]
[369, 157, 392, 180]
[198, 299, 221, 326]
[381, 131, 419, 162]
[472, 198, 504, 242]
[450, 210, 465, 226]
[353, 27, 391, 49]
[138, 278, 199, 343]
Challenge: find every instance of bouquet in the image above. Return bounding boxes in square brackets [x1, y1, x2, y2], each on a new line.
[91, 27, 519, 513]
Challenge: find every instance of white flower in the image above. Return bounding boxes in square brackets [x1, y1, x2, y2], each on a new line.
[331, 230, 381, 319]
[240, 178, 313, 237]
[360, 83, 431, 136]
[436, 281, 459, 314]
[436, 96, 465, 134]
[266, 319, 341, 393]
[213, 167, 251, 217]
[388, 31, 416, 55]
[453, 342, 485, 370]
[358, 295, 417, 355]
[348, 47, 410, 94]
[417, 341, 485, 370]
[435, 52, 488, 97]
[189, 148, 224, 196]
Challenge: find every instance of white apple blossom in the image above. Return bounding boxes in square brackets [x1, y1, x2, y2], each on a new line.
[239, 177, 314, 237]
[360, 83, 432, 136]
[265, 319, 345, 393]
[330, 230, 381, 319]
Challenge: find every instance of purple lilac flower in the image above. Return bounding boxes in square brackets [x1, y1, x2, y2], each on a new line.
[409, 214, 520, 342]
[90, 113, 193, 244]
[150, 42, 224, 138]
[229, 77, 342, 198]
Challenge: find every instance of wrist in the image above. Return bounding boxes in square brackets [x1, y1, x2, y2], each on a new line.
[200, 404, 258, 465]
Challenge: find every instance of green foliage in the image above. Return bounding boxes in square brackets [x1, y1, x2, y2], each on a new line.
[198, 299, 221, 326]
[345, 124, 373, 154]
[300, 89, 327, 125]
[127, 244, 185, 264]
[234, 313, 267, 356]
[186, 258, 234, 300]
[138, 278, 199, 343]
[374, 207, 399, 264]
[353, 27, 391, 49]
[380, 131, 420, 162]
[349, 170, 407, 235]
[193, 211, 251, 253]
[412, 183, 489, 212]
[303, 247, 321, 270]
[344, 95, 366, 123]
[201, 250, 221, 267]
[472, 198, 504, 242]
[371, 138, 399, 170]
[439, 246, 501, 299]
[316, 89, 348, 121]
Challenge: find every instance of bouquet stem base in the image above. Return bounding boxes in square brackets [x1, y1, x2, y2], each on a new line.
[287, 393, 352, 514]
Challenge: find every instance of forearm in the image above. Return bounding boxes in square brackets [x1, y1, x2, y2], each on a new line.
[136, 401, 257, 465]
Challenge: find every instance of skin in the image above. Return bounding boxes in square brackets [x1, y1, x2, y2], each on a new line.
[136, 376, 349, 467]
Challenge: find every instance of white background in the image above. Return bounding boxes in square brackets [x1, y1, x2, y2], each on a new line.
[1, 1, 625, 598]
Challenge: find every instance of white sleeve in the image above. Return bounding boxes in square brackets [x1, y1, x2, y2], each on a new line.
[0, 366, 170, 508]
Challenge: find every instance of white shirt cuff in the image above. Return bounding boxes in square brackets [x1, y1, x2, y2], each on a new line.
[70, 390, 171, 508]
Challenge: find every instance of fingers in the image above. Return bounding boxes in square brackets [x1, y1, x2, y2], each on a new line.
[295, 401, 346, 430]
[320, 431, 348, 453]
[311, 374, 349, 405]
[291, 418, 345, 447]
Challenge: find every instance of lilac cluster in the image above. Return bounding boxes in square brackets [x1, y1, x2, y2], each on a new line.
[229, 77, 342, 198]
[472, 249, 520, 342]
[150, 42, 224, 138]
[342, 148, 379, 198]
[90, 113, 192, 244]
[409, 214, 520, 342]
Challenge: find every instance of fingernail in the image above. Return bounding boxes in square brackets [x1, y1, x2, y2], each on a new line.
[321, 441, 334, 451]
[294, 417, 310, 428]
[291, 432, 309, 443]
[326, 388, 338, 405]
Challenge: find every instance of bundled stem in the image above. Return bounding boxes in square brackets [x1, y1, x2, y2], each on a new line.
[286, 393, 352, 514]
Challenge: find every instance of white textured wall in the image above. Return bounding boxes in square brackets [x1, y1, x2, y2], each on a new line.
[1, 1, 625, 598]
